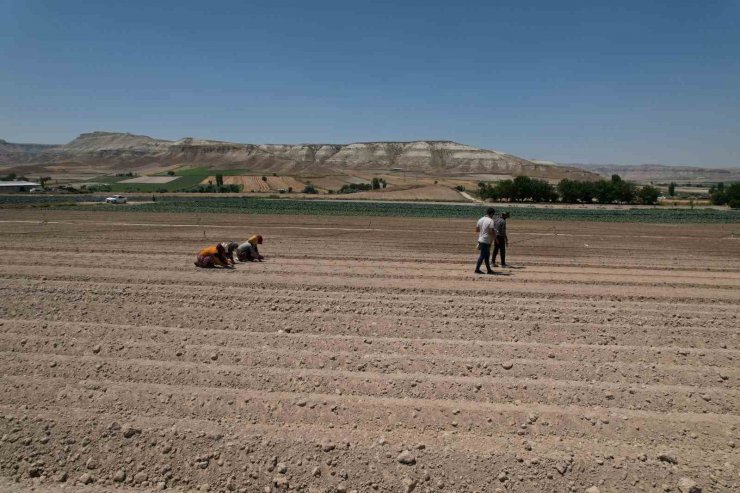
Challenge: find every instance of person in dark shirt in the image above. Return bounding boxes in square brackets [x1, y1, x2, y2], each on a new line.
[492, 212, 509, 267]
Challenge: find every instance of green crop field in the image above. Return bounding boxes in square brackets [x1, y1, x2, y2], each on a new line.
[103, 175, 206, 193]
[82, 175, 207, 192]
[26, 196, 737, 223]
[3, 195, 739, 222]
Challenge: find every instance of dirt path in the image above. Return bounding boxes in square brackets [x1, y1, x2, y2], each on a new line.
[0, 210, 738, 492]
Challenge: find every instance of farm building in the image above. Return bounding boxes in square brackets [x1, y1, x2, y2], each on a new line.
[0, 181, 41, 192]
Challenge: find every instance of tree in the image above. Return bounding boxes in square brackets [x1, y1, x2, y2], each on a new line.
[613, 180, 636, 203]
[479, 177, 556, 202]
[668, 182, 676, 197]
[302, 184, 317, 194]
[711, 182, 740, 206]
[593, 180, 616, 204]
[288, 187, 293, 193]
[216, 175, 224, 187]
[494, 180, 515, 201]
[167, 170, 175, 176]
[638, 185, 660, 205]
[510, 176, 529, 201]
[529, 178, 558, 202]
[261, 176, 267, 182]
[371, 177, 380, 190]
[558, 179, 579, 203]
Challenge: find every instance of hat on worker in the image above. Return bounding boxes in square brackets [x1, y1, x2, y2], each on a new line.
[249, 235, 263, 245]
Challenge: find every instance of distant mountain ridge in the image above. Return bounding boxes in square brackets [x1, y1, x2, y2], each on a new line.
[0, 131, 599, 180]
[566, 163, 740, 183]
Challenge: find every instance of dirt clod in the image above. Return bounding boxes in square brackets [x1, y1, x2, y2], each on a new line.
[397, 450, 416, 465]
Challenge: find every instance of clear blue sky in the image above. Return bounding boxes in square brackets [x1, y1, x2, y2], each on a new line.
[1, 0, 738, 166]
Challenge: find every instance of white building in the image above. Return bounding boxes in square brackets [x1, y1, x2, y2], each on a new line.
[0, 181, 41, 192]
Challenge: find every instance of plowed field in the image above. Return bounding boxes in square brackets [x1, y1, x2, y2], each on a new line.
[0, 210, 738, 493]
[344, 185, 465, 201]
[202, 176, 306, 192]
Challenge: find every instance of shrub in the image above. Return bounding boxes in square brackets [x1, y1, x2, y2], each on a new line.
[302, 184, 318, 194]
[167, 170, 175, 176]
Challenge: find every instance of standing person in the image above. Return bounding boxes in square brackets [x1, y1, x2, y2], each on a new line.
[492, 212, 509, 267]
[474, 207, 496, 274]
[236, 235, 264, 262]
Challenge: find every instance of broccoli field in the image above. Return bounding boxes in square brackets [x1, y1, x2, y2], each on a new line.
[2, 194, 737, 223]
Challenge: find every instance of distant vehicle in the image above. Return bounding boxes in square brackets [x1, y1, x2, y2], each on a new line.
[105, 195, 127, 204]
[29, 188, 45, 193]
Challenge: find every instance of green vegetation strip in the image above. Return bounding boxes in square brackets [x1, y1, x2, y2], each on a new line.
[105, 175, 206, 193]
[165, 167, 251, 176]
[19, 196, 738, 223]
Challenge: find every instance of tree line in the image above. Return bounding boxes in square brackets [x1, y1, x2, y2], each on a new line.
[709, 182, 740, 208]
[478, 175, 661, 205]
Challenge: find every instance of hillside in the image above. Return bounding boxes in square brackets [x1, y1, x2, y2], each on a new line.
[0, 139, 57, 157]
[0, 131, 599, 181]
[567, 163, 740, 183]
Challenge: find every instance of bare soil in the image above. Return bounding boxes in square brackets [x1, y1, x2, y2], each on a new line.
[0, 210, 738, 493]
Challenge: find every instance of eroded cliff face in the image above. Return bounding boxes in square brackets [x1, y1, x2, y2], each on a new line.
[0, 131, 600, 180]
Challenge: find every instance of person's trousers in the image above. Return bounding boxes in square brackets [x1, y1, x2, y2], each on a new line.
[492, 237, 506, 265]
[476, 242, 492, 272]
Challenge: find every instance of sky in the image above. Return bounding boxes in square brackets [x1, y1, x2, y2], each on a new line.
[1, 0, 739, 166]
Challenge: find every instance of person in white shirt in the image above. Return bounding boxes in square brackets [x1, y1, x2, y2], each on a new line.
[474, 207, 496, 274]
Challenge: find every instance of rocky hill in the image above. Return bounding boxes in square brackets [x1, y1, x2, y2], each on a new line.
[0, 131, 599, 180]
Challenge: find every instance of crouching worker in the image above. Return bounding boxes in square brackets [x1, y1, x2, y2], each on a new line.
[220, 241, 239, 266]
[237, 235, 264, 262]
[195, 243, 234, 268]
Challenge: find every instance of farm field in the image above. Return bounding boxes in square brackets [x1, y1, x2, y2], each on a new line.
[1, 194, 739, 222]
[343, 185, 466, 201]
[83, 175, 206, 193]
[0, 209, 738, 492]
[204, 175, 306, 193]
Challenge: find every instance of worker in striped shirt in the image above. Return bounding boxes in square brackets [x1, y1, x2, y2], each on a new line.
[492, 212, 509, 267]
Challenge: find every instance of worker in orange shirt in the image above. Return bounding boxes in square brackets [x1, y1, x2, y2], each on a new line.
[194, 243, 234, 268]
